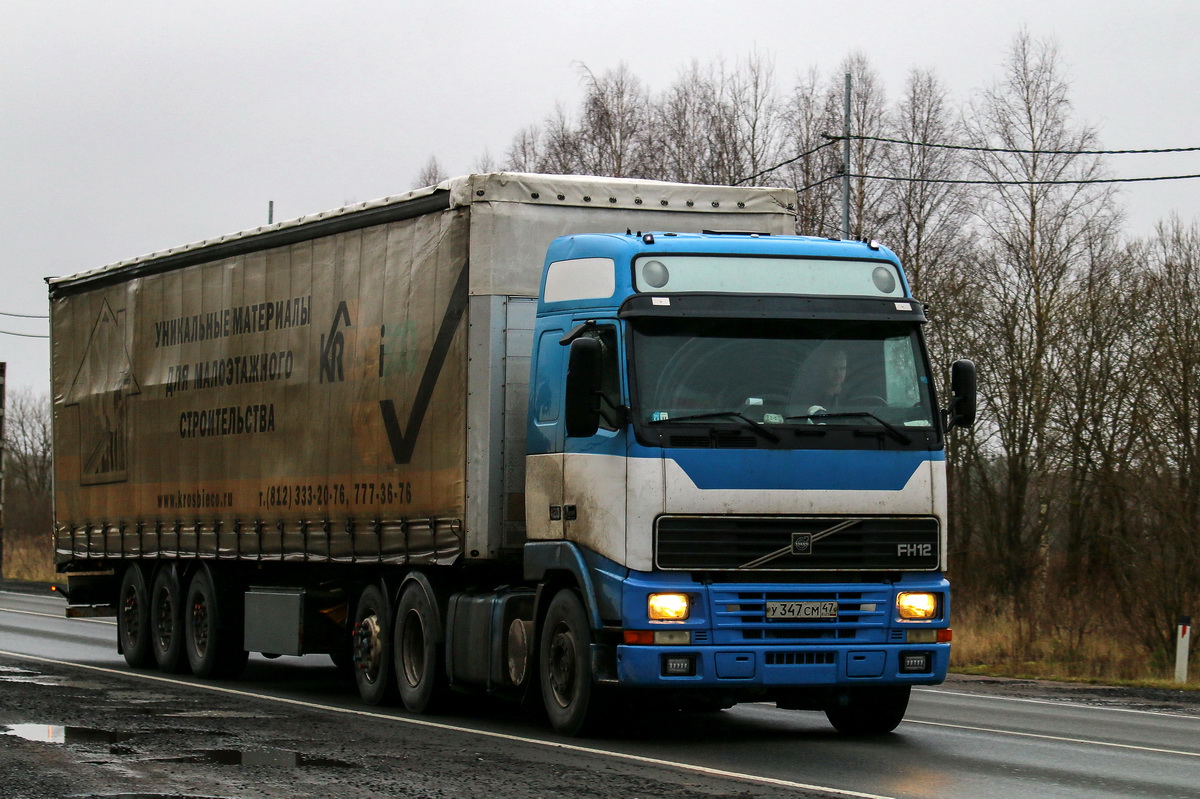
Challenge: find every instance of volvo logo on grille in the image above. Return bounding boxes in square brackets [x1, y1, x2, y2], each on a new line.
[791, 533, 813, 555]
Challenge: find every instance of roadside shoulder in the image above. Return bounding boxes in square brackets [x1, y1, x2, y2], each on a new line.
[937, 673, 1200, 716]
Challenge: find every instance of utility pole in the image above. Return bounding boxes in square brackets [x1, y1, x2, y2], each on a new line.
[269, 201, 275, 225]
[842, 71, 851, 241]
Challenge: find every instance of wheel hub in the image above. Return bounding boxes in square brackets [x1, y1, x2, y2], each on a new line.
[400, 610, 426, 688]
[547, 624, 578, 708]
[355, 615, 383, 683]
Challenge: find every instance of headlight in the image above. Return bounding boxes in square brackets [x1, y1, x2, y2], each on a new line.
[896, 592, 939, 620]
[648, 593, 690, 621]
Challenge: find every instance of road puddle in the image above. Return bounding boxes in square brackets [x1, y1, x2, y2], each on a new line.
[4, 724, 136, 744]
[170, 747, 357, 768]
[0, 669, 68, 687]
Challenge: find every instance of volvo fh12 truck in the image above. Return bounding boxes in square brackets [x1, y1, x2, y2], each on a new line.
[50, 172, 974, 735]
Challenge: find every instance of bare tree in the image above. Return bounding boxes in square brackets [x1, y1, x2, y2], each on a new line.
[1118, 217, 1200, 660]
[779, 55, 891, 239]
[413, 155, 448, 189]
[575, 64, 652, 178]
[539, 104, 584, 174]
[882, 68, 974, 298]
[780, 67, 841, 236]
[652, 61, 716, 184]
[474, 149, 498, 174]
[840, 54, 891, 240]
[504, 124, 545, 172]
[963, 31, 1121, 601]
[3, 388, 52, 538]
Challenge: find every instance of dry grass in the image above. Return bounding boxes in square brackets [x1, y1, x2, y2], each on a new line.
[952, 603, 1199, 689]
[2, 529, 56, 583]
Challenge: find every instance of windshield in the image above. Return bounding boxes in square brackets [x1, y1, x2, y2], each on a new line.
[629, 317, 937, 436]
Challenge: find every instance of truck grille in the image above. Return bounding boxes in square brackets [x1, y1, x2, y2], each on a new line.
[655, 515, 939, 571]
[712, 586, 890, 645]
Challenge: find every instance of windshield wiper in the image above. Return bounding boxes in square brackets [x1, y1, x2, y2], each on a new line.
[647, 411, 781, 443]
[784, 411, 912, 445]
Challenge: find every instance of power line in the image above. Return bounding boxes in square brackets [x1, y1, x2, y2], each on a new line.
[826, 133, 1200, 156]
[734, 131, 1200, 191]
[798, 174, 845, 192]
[0, 311, 48, 319]
[841, 172, 1200, 187]
[0, 330, 49, 339]
[732, 139, 840, 186]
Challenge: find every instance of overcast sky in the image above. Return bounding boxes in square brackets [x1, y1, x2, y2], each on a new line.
[4, 1, 1198, 393]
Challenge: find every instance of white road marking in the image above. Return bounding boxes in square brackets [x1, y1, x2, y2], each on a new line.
[0, 606, 116, 625]
[0, 649, 896, 799]
[905, 719, 1200, 757]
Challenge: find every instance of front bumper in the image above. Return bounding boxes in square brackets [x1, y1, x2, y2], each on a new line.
[616, 642, 950, 687]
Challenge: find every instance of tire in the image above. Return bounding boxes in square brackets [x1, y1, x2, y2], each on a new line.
[352, 583, 396, 705]
[117, 565, 153, 668]
[824, 686, 911, 735]
[184, 564, 248, 679]
[150, 565, 188, 673]
[539, 589, 606, 736]
[393, 580, 447, 713]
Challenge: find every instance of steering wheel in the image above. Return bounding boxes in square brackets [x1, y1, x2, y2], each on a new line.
[847, 395, 887, 407]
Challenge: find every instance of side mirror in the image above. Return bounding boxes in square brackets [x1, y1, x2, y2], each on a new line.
[564, 337, 602, 437]
[948, 359, 976, 429]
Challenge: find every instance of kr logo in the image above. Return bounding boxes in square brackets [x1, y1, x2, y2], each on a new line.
[320, 301, 351, 383]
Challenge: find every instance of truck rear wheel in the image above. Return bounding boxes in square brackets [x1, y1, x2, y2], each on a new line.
[117, 565, 153, 668]
[184, 565, 248, 679]
[539, 588, 606, 736]
[824, 686, 910, 735]
[353, 583, 396, 705]
[150, 565, 188, 673]
[393, 580, 447, 713]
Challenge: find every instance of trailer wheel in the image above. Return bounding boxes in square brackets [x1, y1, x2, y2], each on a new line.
[393, 580, 447, 713]
[117, 565, 153, 668]
[184, 565, 248, 679]
[539, 588, 606, 736]
[352, 583, 396, 705]
[824, 686, 910, 735]
[150, 566, 189, 673]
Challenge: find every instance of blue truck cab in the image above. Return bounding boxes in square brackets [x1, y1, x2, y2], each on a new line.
[524, 230, 975, 735]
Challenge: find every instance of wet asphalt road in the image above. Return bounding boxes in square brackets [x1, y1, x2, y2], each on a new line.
[3, 585, 1199, 799]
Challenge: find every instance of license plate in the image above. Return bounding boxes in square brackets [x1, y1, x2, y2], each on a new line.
[765, 600, 838, 620]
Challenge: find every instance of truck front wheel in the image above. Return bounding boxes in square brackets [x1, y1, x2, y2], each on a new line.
[117, 565, 153, 668]
[539, 589, 605, 736]
[824, 686, 911, 735]
[353, 584, 396, 705]
[150, 566, 188, 673]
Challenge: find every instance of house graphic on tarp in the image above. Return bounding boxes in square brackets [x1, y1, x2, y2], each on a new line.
[66, 298, 140, 485]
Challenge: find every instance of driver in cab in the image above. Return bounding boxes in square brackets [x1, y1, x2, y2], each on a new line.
[802, 347, 847, 416]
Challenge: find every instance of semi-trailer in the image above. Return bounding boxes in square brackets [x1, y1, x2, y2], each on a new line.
[49, 172, 974, 735]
